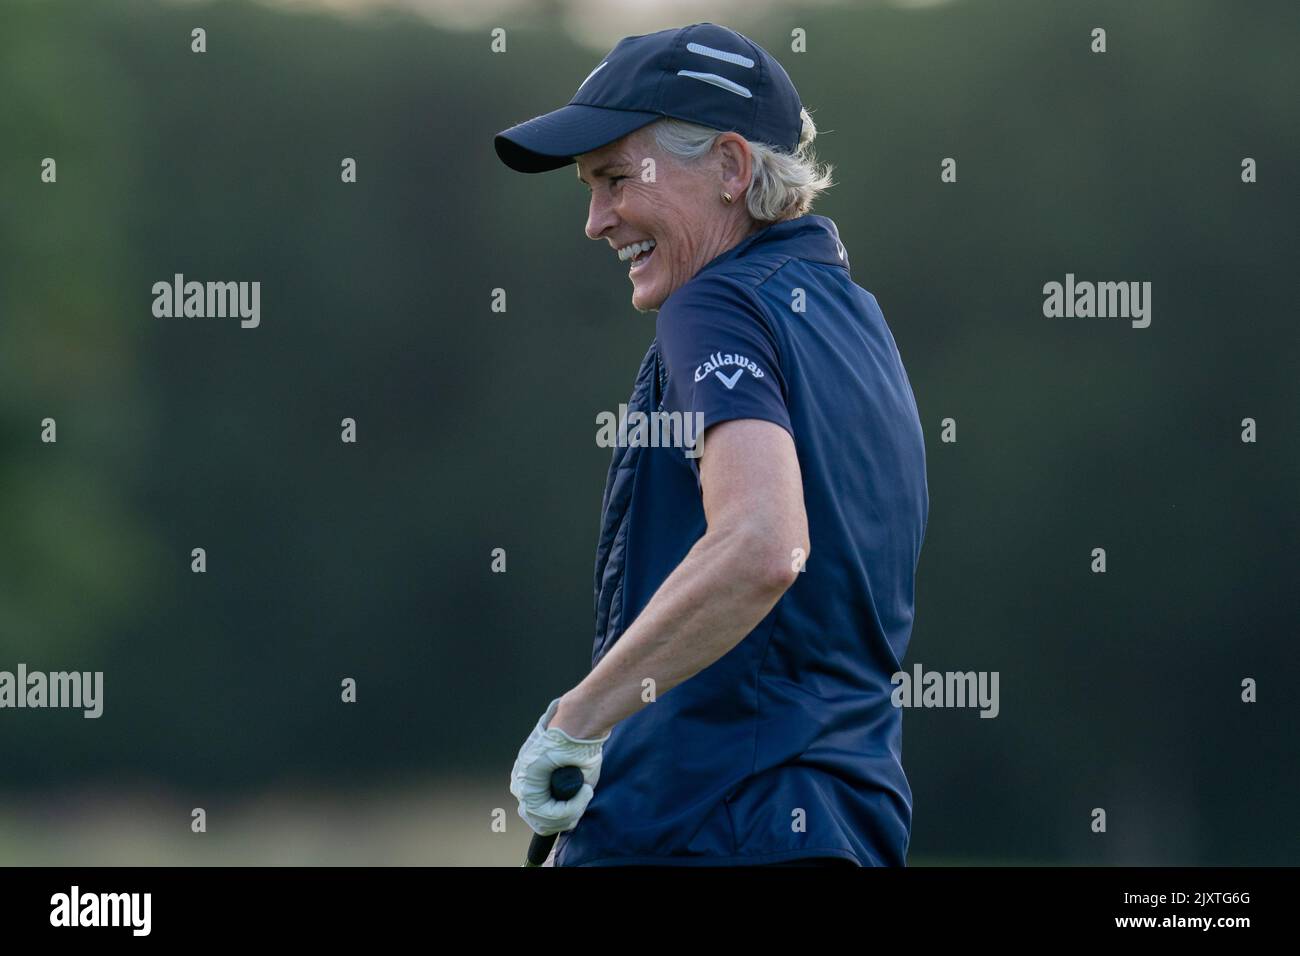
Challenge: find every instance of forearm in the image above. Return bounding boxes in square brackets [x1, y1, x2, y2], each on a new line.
[551, 528, 795, 739]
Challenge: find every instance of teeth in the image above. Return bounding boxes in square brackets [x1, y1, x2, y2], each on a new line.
[617, 239, 657, 262]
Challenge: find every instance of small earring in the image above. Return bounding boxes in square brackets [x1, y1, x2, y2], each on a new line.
[722, 191, 734, 204]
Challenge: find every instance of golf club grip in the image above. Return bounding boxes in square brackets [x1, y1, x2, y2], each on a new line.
[525, 765, 585, 867]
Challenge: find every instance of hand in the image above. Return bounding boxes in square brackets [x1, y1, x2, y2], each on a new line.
[509, 697, 611, 836]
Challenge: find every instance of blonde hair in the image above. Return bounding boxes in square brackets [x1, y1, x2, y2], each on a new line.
[650, 108, 834, 222]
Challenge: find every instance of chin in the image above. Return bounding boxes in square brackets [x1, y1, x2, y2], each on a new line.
[631, 285, 667, 313]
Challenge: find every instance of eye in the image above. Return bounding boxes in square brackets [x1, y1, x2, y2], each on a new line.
[609, 175, 628, 185]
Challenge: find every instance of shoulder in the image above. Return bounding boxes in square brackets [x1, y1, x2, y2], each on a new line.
[655, 267, 774, 342]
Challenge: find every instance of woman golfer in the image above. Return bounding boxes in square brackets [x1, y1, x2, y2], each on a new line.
[500, 22, 928, 866]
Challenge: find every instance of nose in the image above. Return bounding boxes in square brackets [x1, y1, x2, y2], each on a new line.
[585, 188, 618, 241]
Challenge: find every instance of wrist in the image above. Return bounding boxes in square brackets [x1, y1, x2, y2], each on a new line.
[549, 692, 610, 740]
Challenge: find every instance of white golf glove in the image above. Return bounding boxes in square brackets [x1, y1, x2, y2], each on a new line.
[510, 697, 610, 836]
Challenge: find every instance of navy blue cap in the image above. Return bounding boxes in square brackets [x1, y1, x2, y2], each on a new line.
[495, 23, 803, 173]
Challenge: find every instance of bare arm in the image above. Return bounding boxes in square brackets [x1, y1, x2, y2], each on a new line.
[550, 418, 809, 739]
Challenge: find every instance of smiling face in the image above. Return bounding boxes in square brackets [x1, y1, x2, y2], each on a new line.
[577, 124, 759, 312]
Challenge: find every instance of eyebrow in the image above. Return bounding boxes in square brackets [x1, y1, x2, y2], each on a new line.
[576, 162, 624, 186]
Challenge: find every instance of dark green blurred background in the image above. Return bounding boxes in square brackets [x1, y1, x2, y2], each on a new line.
[1, 0, 1296, 864]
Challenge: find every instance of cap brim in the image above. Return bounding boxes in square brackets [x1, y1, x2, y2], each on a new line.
[494, 104, 662, 173]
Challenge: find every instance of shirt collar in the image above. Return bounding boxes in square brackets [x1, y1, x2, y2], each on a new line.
[696, 213, 850, 277]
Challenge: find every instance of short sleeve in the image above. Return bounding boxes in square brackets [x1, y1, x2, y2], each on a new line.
[655, 275, 792, 441]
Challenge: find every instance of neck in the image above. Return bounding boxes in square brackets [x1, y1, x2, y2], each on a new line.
[709, 214, 763, 261]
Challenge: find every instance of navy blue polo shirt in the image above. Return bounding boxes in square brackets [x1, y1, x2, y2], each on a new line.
[556, 214, 928, 866]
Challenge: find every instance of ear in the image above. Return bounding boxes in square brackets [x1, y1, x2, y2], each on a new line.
[714, 133, 753, 199]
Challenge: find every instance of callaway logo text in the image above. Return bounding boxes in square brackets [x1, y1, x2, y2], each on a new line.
[694, 351, 767, 390]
